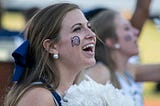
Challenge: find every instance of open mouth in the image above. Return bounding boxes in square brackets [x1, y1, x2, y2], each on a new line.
[82, 43, 94, 53]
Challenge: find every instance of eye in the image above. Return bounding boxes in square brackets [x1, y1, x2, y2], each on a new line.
[73, 26, 82, 32]
[124, 26, 130, 31]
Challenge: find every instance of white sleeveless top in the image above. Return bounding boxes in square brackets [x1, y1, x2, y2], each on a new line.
[115, 71, 143, 106]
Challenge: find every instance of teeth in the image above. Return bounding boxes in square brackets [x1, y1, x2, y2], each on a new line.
[83, 44, 94, 49]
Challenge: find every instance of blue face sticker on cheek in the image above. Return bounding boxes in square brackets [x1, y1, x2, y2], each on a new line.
[71, 36, 80, 47]
[124, 35, 132, 42]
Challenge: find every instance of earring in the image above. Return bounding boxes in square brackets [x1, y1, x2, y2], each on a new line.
[114, 43, 120, 49]
[53, 53, 59, 59]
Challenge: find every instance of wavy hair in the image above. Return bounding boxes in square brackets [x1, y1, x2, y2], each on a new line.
[5, 3, 79, 106]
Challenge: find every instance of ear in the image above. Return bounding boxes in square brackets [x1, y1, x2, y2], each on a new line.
[43, 39, 58, 54]
[104, 38, 115, 48]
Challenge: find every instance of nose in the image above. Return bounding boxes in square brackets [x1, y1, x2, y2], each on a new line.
[132, 27, 139, 42]
[85, 29, 96, 42]
[85, 26, 96, 37]
[132, 27, 139, 37]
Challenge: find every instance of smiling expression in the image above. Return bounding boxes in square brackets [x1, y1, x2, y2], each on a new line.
[114, 14, 139, 57]
[55, 9, 96, 70]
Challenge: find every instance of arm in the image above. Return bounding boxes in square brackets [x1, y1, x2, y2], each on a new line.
[128, 63, 160, 82]
[130, 0, 152, 35]
[75, 63, 111, 85]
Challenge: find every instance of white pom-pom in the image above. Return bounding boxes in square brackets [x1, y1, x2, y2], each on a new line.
[61, 76, 134, 106]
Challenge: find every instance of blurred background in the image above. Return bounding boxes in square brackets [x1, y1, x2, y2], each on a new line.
[0, 0, 160, 106]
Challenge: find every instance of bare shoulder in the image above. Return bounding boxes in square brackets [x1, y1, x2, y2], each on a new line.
[86, 62, 111, 84]
[17, 87, 56, 106]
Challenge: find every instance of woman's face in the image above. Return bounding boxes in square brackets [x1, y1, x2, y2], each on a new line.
[56, 9, 96, 70]
[114, 14, 139, 57]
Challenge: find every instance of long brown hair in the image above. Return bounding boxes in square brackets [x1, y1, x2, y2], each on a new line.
[90, 10, 121, 88]
[5, 3, 79, 106]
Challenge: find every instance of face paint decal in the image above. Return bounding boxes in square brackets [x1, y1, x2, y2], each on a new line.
[124, 35, 132, 42]
[71, 36, 80, 47]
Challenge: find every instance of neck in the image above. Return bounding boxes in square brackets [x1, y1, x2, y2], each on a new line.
[111, 51, 132, 85]
[55, 61, 81, 96]
[112, 51, 129, 74]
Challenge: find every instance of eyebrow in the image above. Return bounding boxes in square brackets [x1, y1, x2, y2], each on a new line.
[71, 23, 82, 29]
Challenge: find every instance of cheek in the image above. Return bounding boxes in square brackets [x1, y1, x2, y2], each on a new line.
[124, 35, 132, 42]
[71, 36, 80, 47]
[120, 35, 134, 49]
[120, 35, 138, 55]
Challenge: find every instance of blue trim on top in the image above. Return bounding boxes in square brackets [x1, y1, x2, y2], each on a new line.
[52, 91, 62, 106]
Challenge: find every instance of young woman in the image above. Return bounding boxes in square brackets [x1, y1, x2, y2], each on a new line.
[5, 3, 96, 106]
[76, 9, 160, 106]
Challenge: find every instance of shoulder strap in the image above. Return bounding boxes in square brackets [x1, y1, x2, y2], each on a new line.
[52, 91, 62, 106]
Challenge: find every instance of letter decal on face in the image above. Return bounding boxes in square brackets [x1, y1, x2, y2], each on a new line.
[71, 36, 80, 47]
[124, 35, 132, 42]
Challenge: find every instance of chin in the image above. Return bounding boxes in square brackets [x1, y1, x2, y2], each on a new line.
[84, 59, 96, 68]
[133, 51, 139, 56]
[129, 50, 139, 56]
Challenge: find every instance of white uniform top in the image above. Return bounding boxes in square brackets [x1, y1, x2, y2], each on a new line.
[115, 71, 143, 106]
